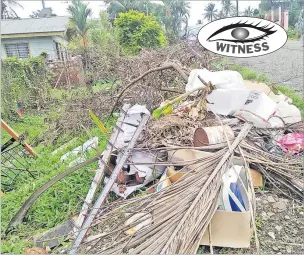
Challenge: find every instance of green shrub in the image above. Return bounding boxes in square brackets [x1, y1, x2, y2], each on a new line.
[287, 28, 300, 40]
[114, 10, 167, 54]
[1, 57, 51, 120]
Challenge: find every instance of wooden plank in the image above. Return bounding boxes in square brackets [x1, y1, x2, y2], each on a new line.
[74, 105, 130, 234]
[69, 113, 150, 254]
[1, 120, 36, 156]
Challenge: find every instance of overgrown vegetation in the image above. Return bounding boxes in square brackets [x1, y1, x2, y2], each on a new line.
[68, 11, 121, 56]
[115, 10, 167, 54]
[1, 99, 115, 254]
[1, 57, 51, 120]
[287, 28, 301, 40]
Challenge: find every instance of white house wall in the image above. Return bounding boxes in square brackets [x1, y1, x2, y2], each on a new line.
[1, 36, 56, 59]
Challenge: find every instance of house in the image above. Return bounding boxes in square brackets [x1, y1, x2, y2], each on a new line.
[1, 16, 70, 61]
[264, 6, 289, 30]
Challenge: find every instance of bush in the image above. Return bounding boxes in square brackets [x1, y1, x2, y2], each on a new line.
[1, 57, 51, 120]
[114, 10, 167, 54]
[287, 28, 300, 40]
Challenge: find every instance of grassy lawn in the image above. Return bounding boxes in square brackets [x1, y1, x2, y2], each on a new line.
[1, 85, 115, 253]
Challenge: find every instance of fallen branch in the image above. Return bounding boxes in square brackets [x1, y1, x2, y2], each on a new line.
[109, 62, 188, 117]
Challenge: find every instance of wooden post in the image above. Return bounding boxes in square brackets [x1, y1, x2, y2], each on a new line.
[1, 120, 36, 156]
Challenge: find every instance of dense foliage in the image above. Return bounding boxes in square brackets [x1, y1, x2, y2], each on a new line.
[68, 12, 121, 55]
[105, 0, 190, 42]
[1, 57, 51, 120]
[114, 10, 167, 54]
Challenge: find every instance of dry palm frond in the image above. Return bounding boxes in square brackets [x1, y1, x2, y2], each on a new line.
[239, 140, 303, 198]
[75, 124, 252, 254]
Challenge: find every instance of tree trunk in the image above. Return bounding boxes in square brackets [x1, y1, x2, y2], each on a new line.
[1, 2, 6, 19]
[82, 32, 86, 46]
[236, 0, 239, 16]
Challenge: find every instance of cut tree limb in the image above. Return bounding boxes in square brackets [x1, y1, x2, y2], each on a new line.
[109, 62, 188, 117]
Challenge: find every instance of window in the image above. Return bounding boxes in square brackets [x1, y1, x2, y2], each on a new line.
[5, 43, 29, 59]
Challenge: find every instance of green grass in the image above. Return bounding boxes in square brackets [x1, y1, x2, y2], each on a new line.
[1, 113, 115, 253]
[228, 64, 269, 83]
[276, 85, 304, 112]
[287, 28, 301, 41]
[50, 81, 115, 101]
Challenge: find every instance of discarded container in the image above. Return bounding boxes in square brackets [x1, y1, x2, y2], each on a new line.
[249, 169, 263, 188]
[193, 125, 234, 147]
[221, 165, 246, 212]
[207, 88, 250, 116]
[234, 91, 277, 128]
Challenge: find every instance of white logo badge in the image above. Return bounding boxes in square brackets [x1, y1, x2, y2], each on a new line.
[198, 17, 287, 58]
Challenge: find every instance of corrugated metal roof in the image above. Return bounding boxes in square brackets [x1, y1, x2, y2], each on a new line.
[1, 16, 69, 35]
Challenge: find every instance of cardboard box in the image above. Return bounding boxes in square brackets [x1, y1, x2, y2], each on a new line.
[201, 158, 254, 248]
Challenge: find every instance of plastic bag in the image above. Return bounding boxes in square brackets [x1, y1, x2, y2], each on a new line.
[274, 101, 302, 124]
[278, 132, 304, 154]
[186, 69, 244, 94]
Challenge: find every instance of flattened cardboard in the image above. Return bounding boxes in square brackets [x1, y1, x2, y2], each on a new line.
[200, 210, 251, 248]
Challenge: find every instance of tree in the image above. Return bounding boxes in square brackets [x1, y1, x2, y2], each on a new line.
[244, 6, 254, 16]
[29, 8, 57, 18]
[221, 0, 235, 17]
[203, 3, 218, 22]
[216, 10, 226, 19]
[253, 8, 259, 16]
[104, 0, 160, 20]
[161, 0, 190, 40]
[67, 0, 92, 46]
[1, 0, 23, 19]
[114, 10, 167, 54]
[236, 0, 239, 16]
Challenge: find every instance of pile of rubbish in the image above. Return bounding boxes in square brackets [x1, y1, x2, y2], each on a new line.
[7, 51, 303, 253]
[67, 67, 303, 254]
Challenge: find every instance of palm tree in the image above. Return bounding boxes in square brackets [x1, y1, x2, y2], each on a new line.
[203, 3, 218, 22]
[1, 0, 23, 19]
[221, 0, 235, 17]
[67, 0, 92, 46]
[104, 0, 155, 19]
[216, 10, 226, 20]
[236, 0, 238, 16]
[244, 6, 254, 17]
[162, 0, 190, 37]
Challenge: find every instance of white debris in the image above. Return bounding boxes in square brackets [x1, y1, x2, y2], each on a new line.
[60, 137, 98, 162]
[114, 104, 150, 149]
[186, 69, 244, 95]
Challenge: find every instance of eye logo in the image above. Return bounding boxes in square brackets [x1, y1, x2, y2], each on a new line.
[198, 17, 287, 58]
